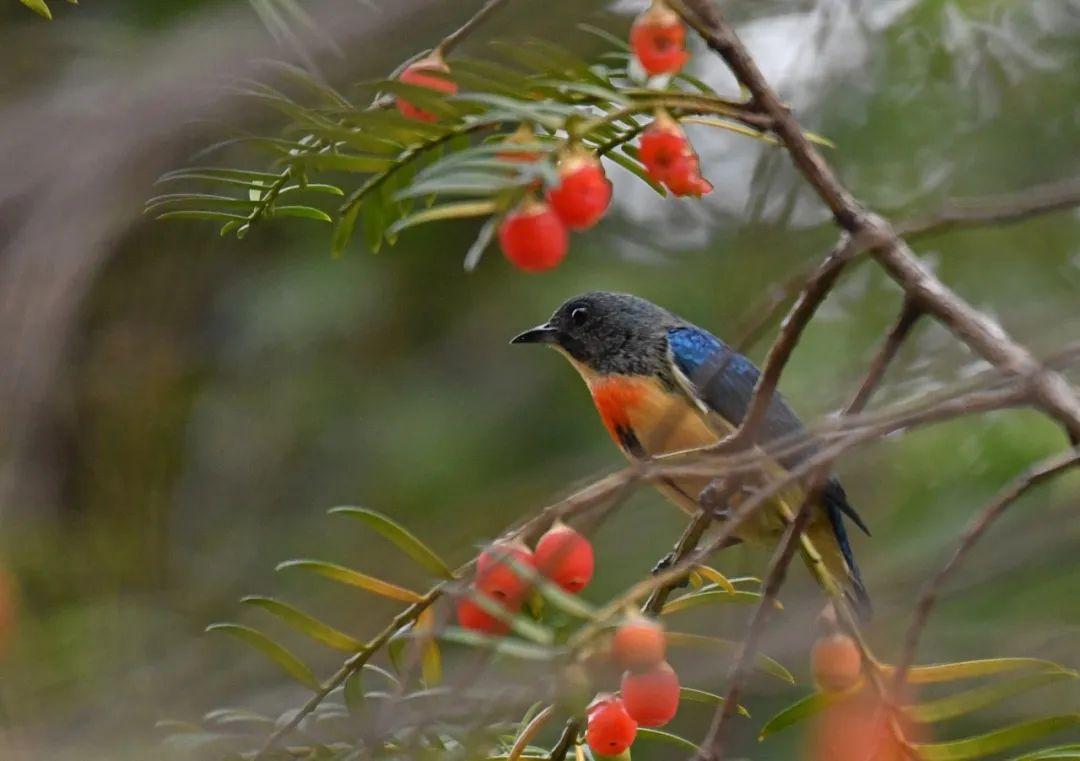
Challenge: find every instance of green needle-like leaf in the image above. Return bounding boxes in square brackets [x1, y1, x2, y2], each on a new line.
[661, 589, 760, 614]
[890, 658, 1074, 685]
[439, 626, 559, 661]
[240, 596, 362, 652]
[272, 205, 333, 223]
[386, 201, 498, 236]
[276, 559, 424, 603]
[758, 691, 844, 740]
[636, 728, 701, 753]
[907, 671, 1077, 724]
[915, 715, 1080, 760]
[1007, 745, 1080, 760]
[205, 623, 319, 690]
[680, 687, 751, 718]
[666, 632, 794, 684]
[328, 506, 454, 579]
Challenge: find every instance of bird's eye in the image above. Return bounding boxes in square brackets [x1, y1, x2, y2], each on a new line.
[570, 307, 588, 326]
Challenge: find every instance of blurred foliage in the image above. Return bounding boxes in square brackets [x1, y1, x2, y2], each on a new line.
[0, 0, 1079, 759]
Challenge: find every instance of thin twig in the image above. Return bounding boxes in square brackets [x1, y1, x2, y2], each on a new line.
[846, 298, 922, 415]
[434, 0, 512, 57]
[898, 176, 1080, 239]
[892, 447, 1080, 689]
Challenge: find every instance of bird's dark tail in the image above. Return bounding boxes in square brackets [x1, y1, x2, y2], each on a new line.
[821, 480, 872, 621]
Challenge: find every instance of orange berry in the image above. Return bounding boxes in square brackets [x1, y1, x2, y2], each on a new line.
[477, 541, 535, 605]
[586, 695, 637, 757]
[811, 632, 863, 692]
[612, 615, 666, 672]
[546, 153, 612, 230]
[498, 199, 568, 272]
[620, 661, 680, 727]
[395, 55, 457, 123]
[534, 522, 594, 593]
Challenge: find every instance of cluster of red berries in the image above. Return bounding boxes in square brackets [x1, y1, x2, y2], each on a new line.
[498, 152, 612, 272]
[630, 0, 690, 77]
[457, 521, 594, 635]
[585, 614, 681, 756]
[392, 3, 710, 275]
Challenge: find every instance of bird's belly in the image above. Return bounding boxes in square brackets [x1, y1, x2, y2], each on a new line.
[587, 375, 805, 546]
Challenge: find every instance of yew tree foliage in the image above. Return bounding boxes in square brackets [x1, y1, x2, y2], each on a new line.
[143, 4, 1080, 761]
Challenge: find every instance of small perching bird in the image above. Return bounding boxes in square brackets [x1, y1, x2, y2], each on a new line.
[512, 291, 871, 617]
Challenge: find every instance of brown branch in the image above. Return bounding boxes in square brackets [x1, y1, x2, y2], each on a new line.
[434, 0, 512, 57]
[892, 447, 1080, 689]
[670, 0, 1080, 442]
[695, 486, 822, 761]
[845, 298, 922, 415]
[897, 176, 1080, 239]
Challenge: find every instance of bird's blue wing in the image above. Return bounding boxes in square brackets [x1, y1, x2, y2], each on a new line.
[666, 326, 806, 454]
[666, 326, 871, 537]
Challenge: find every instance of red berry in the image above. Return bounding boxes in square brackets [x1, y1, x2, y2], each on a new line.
[498, 200, 568, 272]
[612, 615, 666, 672]
[638, 118, 712, 196]
[586, 696, 638, 757]
[395, 56, 457, 123]
[630, 2, 690, 76]
[811, 632, 862, 692]
[456, 587, 515, 636]
[546, 153, 612, 230]
[621, 661, 680, 727]
[534, 522, 594, 593]
[477, 541, 535, 605]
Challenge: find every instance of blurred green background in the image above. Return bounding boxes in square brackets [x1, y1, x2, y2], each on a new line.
[0, 0, 1078, 759]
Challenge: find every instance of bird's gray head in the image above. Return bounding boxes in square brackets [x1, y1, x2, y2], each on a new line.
[511, 291, 681, 376]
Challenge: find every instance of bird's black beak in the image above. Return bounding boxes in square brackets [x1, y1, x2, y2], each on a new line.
[510, 322, 560, 345]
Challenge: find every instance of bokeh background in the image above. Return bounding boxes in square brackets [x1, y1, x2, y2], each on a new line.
[1, 0, 1078, 759]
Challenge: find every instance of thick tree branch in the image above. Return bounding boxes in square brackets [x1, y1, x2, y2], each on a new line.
[892, 447, 1080, 689]
[671, 0, 1080, 443]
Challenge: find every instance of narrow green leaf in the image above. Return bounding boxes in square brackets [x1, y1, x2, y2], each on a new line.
[907, 671, 1077, 724]
[758, 692, 838, 740]
[680, 687, 750, 718]
[240, 596, 361, 652]
[360, 193, 385, 253]
[395, 174, 518, 200]
[203, 707, 274, 727]
[636, 728, 701, 753]
[331, 201, 360, 258]
[328, 507, 454, 579]
[157, 210, 251, 222]
[308, 154, 396, 174]
[661, 589, 759, 615]
[577, 23, 632, 51]
[915, 715, 1080, 761]
[666, 632, 794, 684]
[275, 559, 424, 603]
[272, 205, 332, 223]
[1008, 745, 1080, 760]
[343, 671, 364, 716]
[205, 623, 319, 690]
[694, 565, 737, 595]
[464, 216, 497, 272]
[468, 589, 554, 645]
[21, 0, 53, 19]
[417, 608, 443, 688]
[386, 201, 498, 236]
[889, 658, 1073, 685]
[279, 183, 344, 197]
[439, 626, 559, 661]
[605, 148, 667, 196]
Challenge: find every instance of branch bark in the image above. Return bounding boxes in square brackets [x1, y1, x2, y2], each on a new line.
[671, 0, 1080, 443]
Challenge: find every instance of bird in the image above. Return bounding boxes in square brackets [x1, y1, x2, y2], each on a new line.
[511, 290, 871, 617]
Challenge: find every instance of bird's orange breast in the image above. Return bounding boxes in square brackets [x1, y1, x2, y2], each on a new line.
[587, 375, 719, 457]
